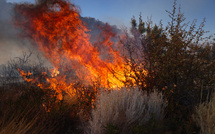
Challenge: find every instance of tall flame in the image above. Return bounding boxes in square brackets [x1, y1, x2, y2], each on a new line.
[15, 0, 136, 100]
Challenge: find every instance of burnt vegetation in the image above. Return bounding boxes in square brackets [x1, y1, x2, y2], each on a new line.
[0, 0, 215, 134]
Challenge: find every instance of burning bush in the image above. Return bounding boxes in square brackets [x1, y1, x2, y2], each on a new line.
[86, 87, 167, 134]
[13, 0, 138, 101]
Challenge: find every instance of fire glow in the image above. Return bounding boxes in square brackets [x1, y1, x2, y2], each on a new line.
[15, 0, 138, 100]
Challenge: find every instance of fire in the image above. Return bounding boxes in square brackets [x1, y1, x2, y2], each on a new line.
[15, 0, 138, 100]
[50, 68, 59, 77]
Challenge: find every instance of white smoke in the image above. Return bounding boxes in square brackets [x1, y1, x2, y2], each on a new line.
[0, 0, 47, 65]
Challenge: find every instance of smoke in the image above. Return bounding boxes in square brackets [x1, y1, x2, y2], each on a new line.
[0, 0, 121, 68]
[0, 0, 24, 64]
[0, 0, 16, 39]
[0, 0, 47, 65]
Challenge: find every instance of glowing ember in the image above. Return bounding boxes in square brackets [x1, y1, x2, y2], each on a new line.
[15, 0, 138, 100]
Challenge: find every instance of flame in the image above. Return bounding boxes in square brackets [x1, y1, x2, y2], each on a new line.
[50, 68, 59, 77]
[15, 0, 139, 100]
[18, 68, 34, 83]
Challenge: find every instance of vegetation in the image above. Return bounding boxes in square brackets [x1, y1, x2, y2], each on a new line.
[119, 0, 215, 133]
[193, 90, 215, 134]
[86, 87, 166, 134]
[0, 0, 215, 133]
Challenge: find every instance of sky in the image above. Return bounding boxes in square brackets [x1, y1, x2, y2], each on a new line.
[6, 0, 215, 35]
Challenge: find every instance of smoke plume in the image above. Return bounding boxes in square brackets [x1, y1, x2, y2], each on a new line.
[0, 0, 42, 65]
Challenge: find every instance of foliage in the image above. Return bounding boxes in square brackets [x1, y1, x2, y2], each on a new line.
[193, 90, 215, 134]
[122, 0, 214, 94]
[131, 116, 164, 134]
[86, 87, 167, 134]
[0, 84, 55, 134]
[0, 82, 83, 134]
[119, 0, 215, 133]
[0, 106, 44, 134]
[104, 124, 119, 134]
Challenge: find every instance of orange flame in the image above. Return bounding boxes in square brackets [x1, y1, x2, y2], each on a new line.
[15, 0, 137, 100]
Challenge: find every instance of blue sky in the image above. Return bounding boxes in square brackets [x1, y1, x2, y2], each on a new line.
[6, 0, 215, 35]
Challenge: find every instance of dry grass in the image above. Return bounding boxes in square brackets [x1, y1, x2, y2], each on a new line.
[0, 108, 40, 134]
[193, 90, 215, 134]
[0, 84, 59, 134]
[0, 100, 56, 134]
[86, 87, 167, 134]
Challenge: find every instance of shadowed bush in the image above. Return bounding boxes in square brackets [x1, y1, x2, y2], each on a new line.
[0, 83, 84, 134]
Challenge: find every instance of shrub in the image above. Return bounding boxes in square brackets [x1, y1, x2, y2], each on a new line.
[193, 90, 215, 134]
[120, 1, 215, 132]
[86, 87, 167, 134]
[0, 83, 81, 134]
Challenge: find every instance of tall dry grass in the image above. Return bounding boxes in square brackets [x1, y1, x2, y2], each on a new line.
[193, 90, 215, 134]
[0, 83, 69, 134]
[0, 95, 56, 134]
[86, 87, 167, 134]
[0, 107, 41, 134]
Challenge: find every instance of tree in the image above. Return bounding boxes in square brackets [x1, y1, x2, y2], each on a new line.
[120, 0, 215, 132]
